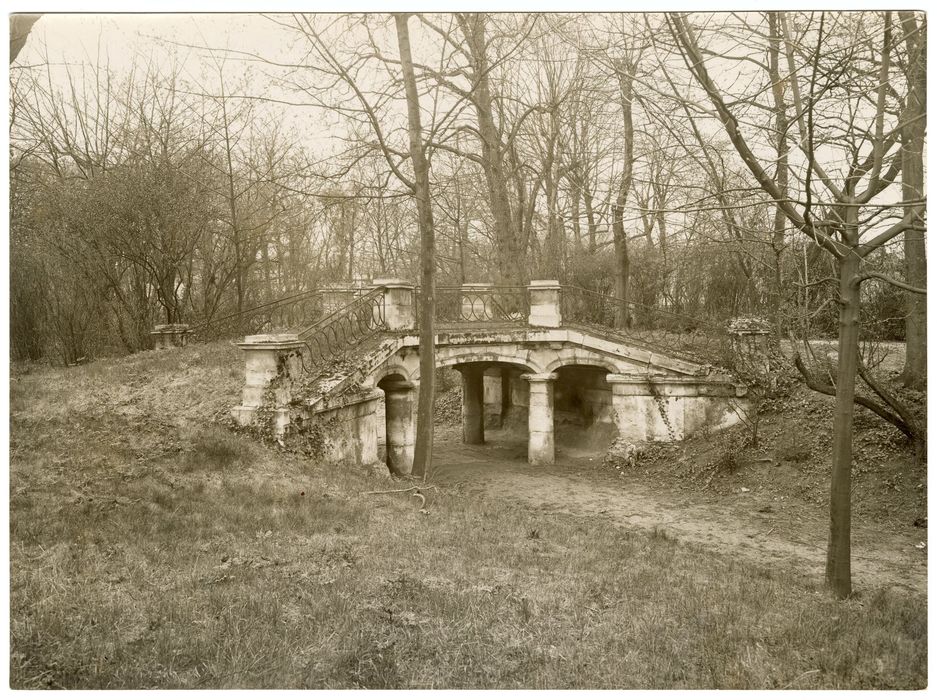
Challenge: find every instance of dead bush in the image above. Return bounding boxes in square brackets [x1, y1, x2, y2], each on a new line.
[712, 449, 741, 474]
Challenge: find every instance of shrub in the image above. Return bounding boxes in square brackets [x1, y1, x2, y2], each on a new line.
[776, 430, 812, 463]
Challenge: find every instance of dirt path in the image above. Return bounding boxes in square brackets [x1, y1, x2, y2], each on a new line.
[432, 429, 927, 597]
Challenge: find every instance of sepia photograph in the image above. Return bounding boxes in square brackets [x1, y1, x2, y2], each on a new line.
[7, 5, 927, 689]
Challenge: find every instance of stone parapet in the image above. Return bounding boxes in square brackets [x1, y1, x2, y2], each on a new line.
[151, 323, 191, 349]
[605, 373, 744, 397]
[302, 389, 383, 467]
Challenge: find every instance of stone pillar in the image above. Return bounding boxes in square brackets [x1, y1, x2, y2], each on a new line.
[151, 323, 190, 349]
[528, 280, 562, 327]
[483, 368, 503, 427]
[459, 365, 486, 444]
[373, 278, 415, 330]
[383, 380, 416, 474]
[500, 369, 512, 425]
[231, 333, 306, 435]
[461, 282, 493, 321]
[523, 372, 557, 464]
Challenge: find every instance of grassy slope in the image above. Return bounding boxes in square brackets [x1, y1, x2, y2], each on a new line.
[9, 343, 927, 689]
[627, 383, 927, 530]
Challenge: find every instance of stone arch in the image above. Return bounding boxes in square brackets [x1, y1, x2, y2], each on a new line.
[549, 362, 616, 446]
[543, 353, 622, 375]
[371, 361, 414, 387]
[435, 347, 541, 374]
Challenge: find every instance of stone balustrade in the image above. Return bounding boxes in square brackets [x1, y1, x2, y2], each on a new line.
[366, 278, 564, 329]
[151, 323, 191, 349]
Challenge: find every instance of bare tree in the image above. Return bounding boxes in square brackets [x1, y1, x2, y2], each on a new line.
[896, 12, 927, 389]
[610, 53, 638, 327]
[395, 13, 437, 478]
[670, 11, 925, 597]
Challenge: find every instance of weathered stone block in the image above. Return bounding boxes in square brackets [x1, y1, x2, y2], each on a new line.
[373, 278, 415, 330]
[151, 323, 190, 349]
[230, 333, 305, 432]
[527, 280, 562, 327]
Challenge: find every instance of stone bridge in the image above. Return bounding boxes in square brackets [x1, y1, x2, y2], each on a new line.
[225, 280, 755, 474]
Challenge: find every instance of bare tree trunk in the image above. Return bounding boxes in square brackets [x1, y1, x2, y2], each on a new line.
[898, 11, 927, 390]
[348, 218, 355, 280]
[583, 186, 598, 254]
[768, 12, 790, 335]
[613, 57, 636, 328]
[395, 13, 436, 478]
[543, 129, 562, 279]
[455, 189, 467, 285]
[218, 92, 245, 314]
[652, 180, 670, 307]
[827, 237, 861, 598]
[458, 13, 525, 287]
[569, 175, 583, 251]
[612, 187, 631, 327]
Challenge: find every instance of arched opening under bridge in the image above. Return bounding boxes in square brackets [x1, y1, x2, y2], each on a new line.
[450, 360, 617, 463]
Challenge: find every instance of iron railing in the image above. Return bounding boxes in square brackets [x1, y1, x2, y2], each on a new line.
[189, 290, 324, 341]
[297, 286, 387, 365]
[428, 285, 529, 326]
[201, 282, 735, 371]
[560, 285, 734, 368]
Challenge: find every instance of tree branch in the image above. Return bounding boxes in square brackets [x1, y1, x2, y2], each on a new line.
[793, 353, 913, 440]
[857, 271, 926, 294]
[667, 13, 843, 260]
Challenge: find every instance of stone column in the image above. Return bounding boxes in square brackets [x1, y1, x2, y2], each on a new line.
[231, 333, 306, 435]
[461, 282, 493, 321]
[528, 280, 562, 327]
[459, 365, 486, 444]
[383, 380, 416, 474]
[523, 372, 557, 464]
[373, 278, 415, 330]
[151, 323, 191, 349]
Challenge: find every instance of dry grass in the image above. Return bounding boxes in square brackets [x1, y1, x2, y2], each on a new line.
[9, 343, 927, 689]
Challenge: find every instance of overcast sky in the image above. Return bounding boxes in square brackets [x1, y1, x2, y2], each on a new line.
[9, 8, 921, 226]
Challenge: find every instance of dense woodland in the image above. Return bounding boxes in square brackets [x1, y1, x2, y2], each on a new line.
[10, 13, 925, 376]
